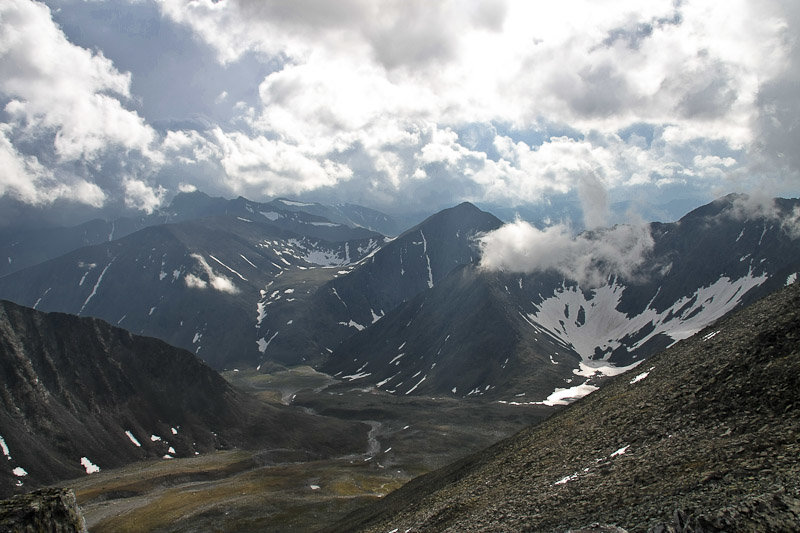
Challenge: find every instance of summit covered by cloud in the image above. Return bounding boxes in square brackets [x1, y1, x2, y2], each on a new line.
[0, 0, 799, 223]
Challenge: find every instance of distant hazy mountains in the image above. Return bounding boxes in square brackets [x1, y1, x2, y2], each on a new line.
[0, 193, 798, 406]
[0, 300, 365, 498]
[325, 278, 800, 533]
[0, 192, 403, 279]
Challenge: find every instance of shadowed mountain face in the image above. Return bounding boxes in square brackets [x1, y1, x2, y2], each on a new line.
[0, 300, 366, 499]
[324, 196, 800, 402]
[325, 280, 800, 533]
[267, 202, 504, 364]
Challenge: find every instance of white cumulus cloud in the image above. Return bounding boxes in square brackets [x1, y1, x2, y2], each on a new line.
[0, 0, 161, 210]
[3, 0, 798, 215]
[478, 219, 654, 288]
[154, 0, 798, 208]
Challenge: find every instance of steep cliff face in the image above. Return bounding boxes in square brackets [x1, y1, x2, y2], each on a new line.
[327, 281, 800, 532]
[0, 300, 366, 498]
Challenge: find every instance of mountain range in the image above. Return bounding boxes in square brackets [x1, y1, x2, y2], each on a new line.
[0, 194, 799, 406]
[324, 195, 800, 401]
[0, 195, 387, 369]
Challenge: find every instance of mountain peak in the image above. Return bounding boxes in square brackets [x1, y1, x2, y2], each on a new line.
[679, 192, 749, 221]
[168, 190, 214, 205]
[454, 200, 480, 210]
[166, 190, 228, 219]
[409, 201, 502, 236]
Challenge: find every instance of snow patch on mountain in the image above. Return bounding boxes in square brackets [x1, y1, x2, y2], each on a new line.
[260, 211, 281, 221]
[125, 430, 141, 447]
[611, 445, 630, 457]
[239, 254, 257, 269]
[0, 436, 10, 460]
[81, 457, 100, 474]
[529, 270, 768, 363]
[79, 258, 115, 314]
[376, 372, 400, 388]
[32, 287, 51, 310]
[256, 300, 268, 326]
[406, 375, 427, 394]
[257, 331, 279, 353]
[537, 382, 599, 406]
[341, 372, 371, 380]
[78, 262, 96, 286]
[339, 319, 366, 331]
[285, 237, 379, 267]
[209, 254, 247, 281]
[420, 230, 434, 288]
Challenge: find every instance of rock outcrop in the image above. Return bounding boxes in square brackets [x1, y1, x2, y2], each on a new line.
[0, 488, 87, 532]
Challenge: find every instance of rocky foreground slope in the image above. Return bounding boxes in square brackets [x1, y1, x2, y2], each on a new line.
[326, 281, 800, 532]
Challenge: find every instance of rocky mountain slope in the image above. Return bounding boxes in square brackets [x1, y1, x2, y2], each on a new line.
[0, 300, 366, 498]
[323, 265, 573, 398]
[324, 195, 800, 402]
[324, 279, 800, 532]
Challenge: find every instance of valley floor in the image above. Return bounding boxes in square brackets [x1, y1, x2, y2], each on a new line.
[66, 367, 552, 532]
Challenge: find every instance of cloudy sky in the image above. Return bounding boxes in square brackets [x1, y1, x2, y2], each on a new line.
[1, 0, 799, 223]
